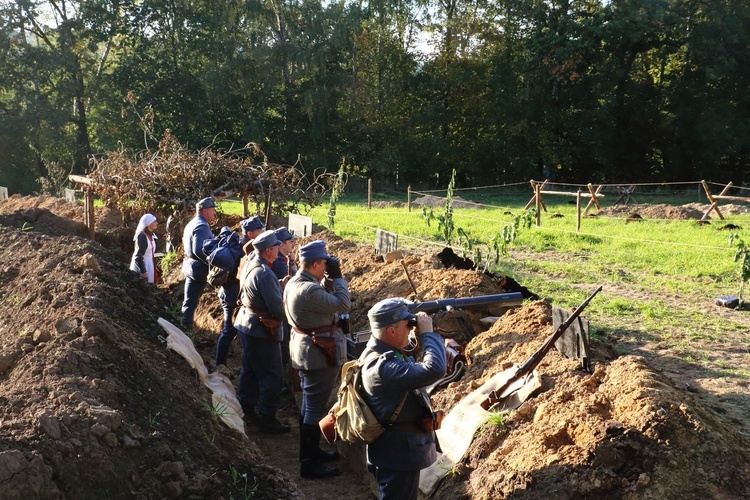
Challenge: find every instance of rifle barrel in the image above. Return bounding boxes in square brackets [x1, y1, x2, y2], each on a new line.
[407, 292, 524, 313]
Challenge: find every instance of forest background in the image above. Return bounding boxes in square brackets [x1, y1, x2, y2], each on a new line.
[1, 0, 749, 195]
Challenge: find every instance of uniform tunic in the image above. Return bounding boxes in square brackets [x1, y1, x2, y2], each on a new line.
[233, 254, 286, 416]
[180, 214, 213, 327]
[284, 269, 350, 424]
[360, 332, 446, 471]
[284, 270, 351, 370]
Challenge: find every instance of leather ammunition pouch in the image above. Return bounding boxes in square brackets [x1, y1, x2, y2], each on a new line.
[293, 324, 337, 366]
[248, 307, 281, 341]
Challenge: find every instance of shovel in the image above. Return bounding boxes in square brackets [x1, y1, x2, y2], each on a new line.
[480, 285, 603, 411]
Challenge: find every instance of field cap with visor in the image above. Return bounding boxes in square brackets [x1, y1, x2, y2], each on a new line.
[368, 298, 416, 330]
[274, 226, 296, 242]
[299, 240, 330, 262]
[196, 197, 216, 211]
[240, 216, 265, 233]
[252, 230, 281, 252]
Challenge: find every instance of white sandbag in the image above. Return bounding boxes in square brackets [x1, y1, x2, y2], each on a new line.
[419, 367, 541, 496]
[158, 317, 246, 437]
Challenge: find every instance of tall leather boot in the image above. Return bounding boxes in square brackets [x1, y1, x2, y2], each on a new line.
[299, 424, 340, 479]
[309, 422, 340, 462]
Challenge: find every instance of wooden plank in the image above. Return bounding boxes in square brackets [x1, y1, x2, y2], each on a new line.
[68, 174, 93, 186]
[552, 305, 590, 370]
[375, 228, 398, 256]
[288, 213, 312, 237]
[583, 184, 603, 215]
[713, 194, 750, 202]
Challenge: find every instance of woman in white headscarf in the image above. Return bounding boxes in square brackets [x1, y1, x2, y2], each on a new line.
[130, 214, 160, 283]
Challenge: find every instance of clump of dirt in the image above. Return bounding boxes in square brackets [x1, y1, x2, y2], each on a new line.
[429, 301, 750, 499]
[370, 200, 405, 208]
[0, 212, 300, 498]
[412, 194, 485, 209]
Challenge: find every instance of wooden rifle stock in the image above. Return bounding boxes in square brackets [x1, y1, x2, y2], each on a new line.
[480, 286, 603, 411]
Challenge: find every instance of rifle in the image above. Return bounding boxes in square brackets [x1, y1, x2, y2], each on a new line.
[480, 285, 602, 411]
[407, 293, 524, 314]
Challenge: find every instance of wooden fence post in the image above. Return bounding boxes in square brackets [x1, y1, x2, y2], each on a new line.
[407, 185, 412, 212]
[535, 182, 541, 227]
[576, 189, 582, 233]
[84, 187, 95, 240]
[368, 178, 372, 209]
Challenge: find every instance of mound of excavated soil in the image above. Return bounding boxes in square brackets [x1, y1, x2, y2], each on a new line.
[430, 301, 750, 499]
[597, 202, 750, 220]
[412, 194, 485, 209]
[0, 217, 300, 498]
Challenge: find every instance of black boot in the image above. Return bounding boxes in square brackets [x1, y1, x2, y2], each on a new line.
[257, 413, 291, 434]
[299, 424, 340, 479]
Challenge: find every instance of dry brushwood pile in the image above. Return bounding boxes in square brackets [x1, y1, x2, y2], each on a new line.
[2, 195, 750, 500]
[90, 131, 336, 224]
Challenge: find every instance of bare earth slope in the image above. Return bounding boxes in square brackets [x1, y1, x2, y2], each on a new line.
[0, 211, 300, 499]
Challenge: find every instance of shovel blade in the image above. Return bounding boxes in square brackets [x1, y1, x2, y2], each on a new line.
[487, 370, 543, 412]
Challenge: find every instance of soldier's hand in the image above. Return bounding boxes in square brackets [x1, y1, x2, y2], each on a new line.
[415, 311, 433, 335]
[325, 256, 342, 279]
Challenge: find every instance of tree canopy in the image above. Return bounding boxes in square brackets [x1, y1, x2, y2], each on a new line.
[1, 0, 749, 195]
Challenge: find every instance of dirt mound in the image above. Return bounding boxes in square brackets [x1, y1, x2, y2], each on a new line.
[598, 203, 705, 220]
[412, 194, 485, 209]
[370, 200, 405, 208]
[0, 223, 300, 498]
[430, 301, 750, 499]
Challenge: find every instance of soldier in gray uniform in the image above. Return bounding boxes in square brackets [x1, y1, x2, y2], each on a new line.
[234, 230, 289, 434]
[284, 240, 350, 479]
[360, 298, 447, 500]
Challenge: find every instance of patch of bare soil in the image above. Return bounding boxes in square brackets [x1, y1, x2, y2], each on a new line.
[597, 202, 750, 221]
[3, 195, 750, 500]
[597, 203, 705, 220]
[412, 194, 485, 209]
[370, 201, 405, 208]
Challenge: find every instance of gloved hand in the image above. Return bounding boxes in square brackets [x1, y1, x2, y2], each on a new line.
[325, 256, 342, 279]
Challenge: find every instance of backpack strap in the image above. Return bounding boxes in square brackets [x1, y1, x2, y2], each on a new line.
[360, 351, 408, 428]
